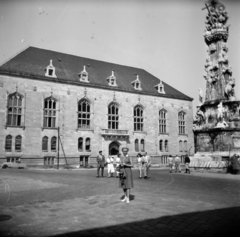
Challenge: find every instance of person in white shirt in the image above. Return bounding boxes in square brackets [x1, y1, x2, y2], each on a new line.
[137, 153, 143, 179]
[168, 155, 173, 173]
[143, 152, 151, 179]
[107, 156, 115, 177]
[174, 155, 181, 173]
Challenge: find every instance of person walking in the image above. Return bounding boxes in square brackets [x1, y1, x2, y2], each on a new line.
[168, 155, 174, 173]
[143, 152, 151, 179]
[184, 155, 191, 174]
[119, 147, 134, 204]
[115, 153, 121, 178]
[137, 153, 143, 179]
[175, 155, 181, 173]
[96, 151, 105, 177]
[107, 156, 115, 177]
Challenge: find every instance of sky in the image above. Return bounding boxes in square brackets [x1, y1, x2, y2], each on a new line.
[0, 0, 239, 114]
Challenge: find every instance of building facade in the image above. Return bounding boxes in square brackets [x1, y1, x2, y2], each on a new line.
[0, 47, 194, 166]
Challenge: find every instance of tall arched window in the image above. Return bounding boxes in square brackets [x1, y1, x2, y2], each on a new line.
[165, 140, 168, 152]
[51, 136, 57, 151]
[184, 140, 188, 152]
[134, 105, 143, 131]
[159, 110, 167, 134]
[86, 138, 91, 152]
[42, 136, 48, 151]
[140, 139, 145, 152]
[5, 135, 12, 151]
[159, 140, 163, 151]
[43, 97, 57, 128]
[108, 102, 119, 129]
[178, 112, 185, 134]
[135, 139, 139, 152]
[78, 99, 91, 129]
[78, 137, 83, 151]
[179, 140, 183, 152]
[15, 135, 22, 151]
[7, 92, 23, 126]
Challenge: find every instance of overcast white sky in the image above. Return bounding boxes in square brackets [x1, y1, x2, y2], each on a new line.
[0, 0, 239, 114]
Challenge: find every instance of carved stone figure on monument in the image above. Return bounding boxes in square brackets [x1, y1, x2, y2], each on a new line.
[217, 102, 224, 121]
[225, 78, 236, 101]
[198, 88, 204, 104]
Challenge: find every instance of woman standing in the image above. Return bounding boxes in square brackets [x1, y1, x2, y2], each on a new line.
[120, 147, 134, 204]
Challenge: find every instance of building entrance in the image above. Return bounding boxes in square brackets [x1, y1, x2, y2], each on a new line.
[109, 141, 120, 156]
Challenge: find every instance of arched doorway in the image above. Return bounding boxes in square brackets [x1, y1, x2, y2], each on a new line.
[109, 141, 120, 156]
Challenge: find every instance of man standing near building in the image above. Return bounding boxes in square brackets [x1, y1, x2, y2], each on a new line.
[175, 155, 181, 173]
[143, 152, 151, 179]
[96, 150, 105, 177]
[168, 155, 173, 173]
[184, 155, 191, 174]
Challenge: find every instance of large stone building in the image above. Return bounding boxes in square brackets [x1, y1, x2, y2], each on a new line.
[0, 46, 194, 167]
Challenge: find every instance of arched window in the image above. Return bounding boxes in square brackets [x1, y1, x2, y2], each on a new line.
[140, 139, 145, 152]
[78, 99, 91, 129]
[42, 136, 48, 151]
[178, 112, 185, 134]
[51, 136, 57, 151]
[165, 140, 168, 152]
[134, 105, 143, 131]
[135, 139, 139, 152]
[184, 140, 188, 152]
[86, 138, 91, 152]
[78, 137, 83, 151]
[5, 135, 12, 151]
[7, 92, 23, 126]
[159, 140, 163, 151]
[108, 102, 119, 129]
[15, 135, 22, 151]
[43, 97, 57, 128]
[159, 110, 167, 134]
[179, 140, 183, 152]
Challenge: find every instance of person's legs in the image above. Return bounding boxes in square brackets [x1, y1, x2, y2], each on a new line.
[101, 166, 104, 177]
[97, 163, 100, 177]
[143, 164, 147, 178]
[146, 165, 150, 177]
[121, 189, 127, 202]
[126, 189, 130, 203]
[138, 164, 142, 178]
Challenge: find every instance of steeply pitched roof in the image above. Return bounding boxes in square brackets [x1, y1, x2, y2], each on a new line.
[0, 46, 192, 101]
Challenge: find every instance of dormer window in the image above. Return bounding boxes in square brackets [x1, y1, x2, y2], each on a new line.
[79, 65, 89, 83]
[107, 70, 117, 87]
[131, 74, 142, 91]
[45, 60, 57, 78]
[155, 80, 165, 94]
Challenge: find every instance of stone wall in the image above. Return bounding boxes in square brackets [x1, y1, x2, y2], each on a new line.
[0, 74, 194, 165]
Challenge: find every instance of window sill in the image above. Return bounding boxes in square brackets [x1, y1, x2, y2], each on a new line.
[133, 131, 147, 135]
[5, 125, 25, 130]
[41, 127, 58, 131]
[76, 128, 94, 132]
[158, 133, 169, 136]
[178, 134, 188, 137]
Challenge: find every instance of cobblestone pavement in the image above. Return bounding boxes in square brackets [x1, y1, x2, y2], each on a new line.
[0, 168, 240, 237]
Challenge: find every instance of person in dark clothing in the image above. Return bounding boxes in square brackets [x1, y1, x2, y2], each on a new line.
[184, 156, 191, 174]
[96, 151, 105, 177]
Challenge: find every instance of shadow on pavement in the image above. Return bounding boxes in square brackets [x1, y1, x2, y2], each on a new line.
[47, 206, 240, 237]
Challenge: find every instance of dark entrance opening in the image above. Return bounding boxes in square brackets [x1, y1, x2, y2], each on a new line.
[109, 141, 120, 156]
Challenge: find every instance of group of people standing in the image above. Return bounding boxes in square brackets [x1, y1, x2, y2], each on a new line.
[137, 152, 151, 179]
[168, 155, 190, 174]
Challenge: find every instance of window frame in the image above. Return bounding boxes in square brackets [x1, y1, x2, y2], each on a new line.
[51, 136, 57, 152]
[178, 111, 186, 135]
[15, 135, 22, 151]
[7, 92, 24, 127]
[108, 102, 119, 130]
[42, 136, 48, 152]
[43, 96, 57, 129]
[159, 109, 167, 134]
[5, 135, 12, 151]
[133, 105, 144, 132]
[78, 98, 91, 129]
